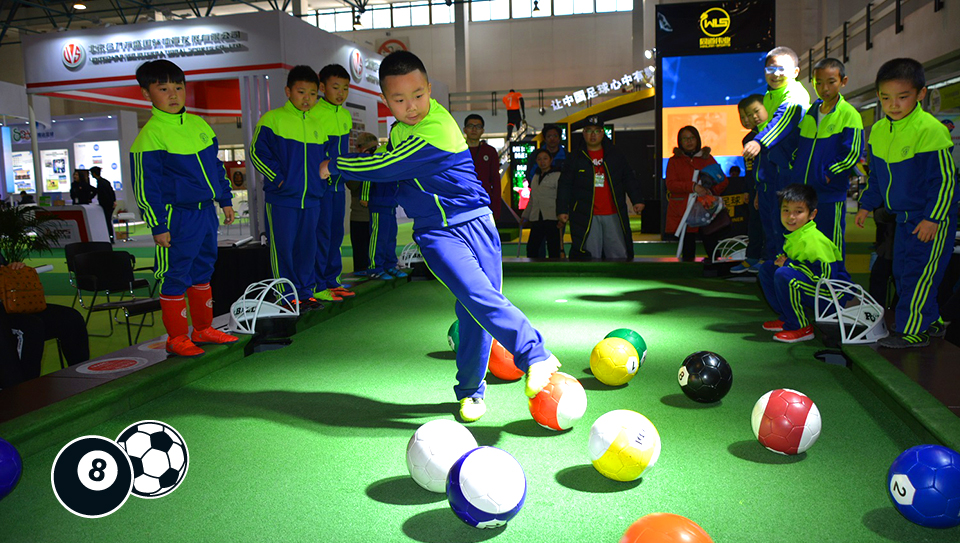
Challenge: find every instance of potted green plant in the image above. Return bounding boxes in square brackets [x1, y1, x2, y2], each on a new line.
[0, 205, 65, 263]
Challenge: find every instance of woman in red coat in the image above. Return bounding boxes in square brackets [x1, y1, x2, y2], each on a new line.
[665, 126, 729, 262]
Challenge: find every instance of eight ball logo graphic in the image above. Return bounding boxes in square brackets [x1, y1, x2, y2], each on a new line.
[51, 436, 134, 518]
[116, 420, 189, 498]
[51, 420, 188, 518]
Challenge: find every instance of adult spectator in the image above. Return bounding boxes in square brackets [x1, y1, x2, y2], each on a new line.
[464, 114, 501, 221]
[0, 256, 89, 389]
[69, 170, 95, 205]
[557, 116, 644, 261]
[18, 191, 34, 205]
[526, 125, 567, 182]
[521, 148, 562, 258]
[90, 166, 117, 243]
[502, 89, 525, 141]
[665, 126, 729, 263]
[346, 132, 380, 273]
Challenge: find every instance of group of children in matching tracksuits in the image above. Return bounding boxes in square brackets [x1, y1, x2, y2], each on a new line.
[131, 53, 560, 423]
[736, 47, 956, 349]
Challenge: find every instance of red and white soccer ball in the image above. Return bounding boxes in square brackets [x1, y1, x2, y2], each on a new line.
[751, 389, 822, 455]
[528, 372, 587, 431]
[406, 419, 478, 493]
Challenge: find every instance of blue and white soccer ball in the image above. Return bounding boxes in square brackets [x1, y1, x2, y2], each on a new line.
[888, 444, 960, 528]
[446, 446, 526, 529]
[116, 420, 189, 498]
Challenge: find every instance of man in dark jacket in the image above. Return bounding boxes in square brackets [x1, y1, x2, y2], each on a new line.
[90, 166, 117, 243]
[556, 116, 644, 260]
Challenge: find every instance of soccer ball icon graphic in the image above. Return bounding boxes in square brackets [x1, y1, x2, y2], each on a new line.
[116, 421, 189, 498]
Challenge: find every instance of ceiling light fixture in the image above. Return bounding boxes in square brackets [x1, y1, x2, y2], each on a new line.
[73, 2, 87, 10]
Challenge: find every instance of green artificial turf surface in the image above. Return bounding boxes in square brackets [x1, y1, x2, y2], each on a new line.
[1, 275, 955, 542]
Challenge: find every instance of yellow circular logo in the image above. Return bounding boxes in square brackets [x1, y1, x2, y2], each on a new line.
[700, 7, 731, 37]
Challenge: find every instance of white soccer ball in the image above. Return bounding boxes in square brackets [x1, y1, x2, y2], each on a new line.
[406, 419, 478, 493]
[116, 420, 188, 498]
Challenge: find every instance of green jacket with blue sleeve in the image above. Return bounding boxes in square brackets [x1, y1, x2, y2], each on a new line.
[859, 104, 957, 223]
[130, 107, 233, 236]
[792, 95, 864, 203]
[250, 100, 329, 209]
[328, 99, 491, 231]
[782, 221, 852, 284]
[311, 98, 352, 193]
[756, 79, 810, 151]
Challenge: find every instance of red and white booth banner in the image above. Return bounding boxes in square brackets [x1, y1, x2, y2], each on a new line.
[44, 79, 244, 117]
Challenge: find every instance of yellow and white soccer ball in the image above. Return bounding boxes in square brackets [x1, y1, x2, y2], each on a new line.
[589, 338, 641, 386]
[587, 410, 661, 482]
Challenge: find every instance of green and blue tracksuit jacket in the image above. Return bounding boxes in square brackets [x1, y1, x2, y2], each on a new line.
[250, 100, 330, 209]
[859, 103, 957, 224]
[130, 107, 233, 235]
[328, 99, 491, 231]
[361, 144, 398, 210]
[780, 220, 851, 282]
[755, 79, 810, 190]
[311, 98, 353, 193]
[793, 95, 864, 203]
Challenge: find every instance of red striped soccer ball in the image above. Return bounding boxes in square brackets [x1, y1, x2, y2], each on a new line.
[751, 389, 822, 455]
[528, 372, 587, 431]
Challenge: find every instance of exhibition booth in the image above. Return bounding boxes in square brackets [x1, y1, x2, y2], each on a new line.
[11, 10, 402, 239]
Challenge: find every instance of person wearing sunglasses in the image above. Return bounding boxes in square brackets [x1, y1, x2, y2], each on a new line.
[743, 46, 810, 260]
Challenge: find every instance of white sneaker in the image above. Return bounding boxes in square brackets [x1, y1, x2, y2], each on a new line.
[459, 397, 486, 422]
[525, 354, 561, 398]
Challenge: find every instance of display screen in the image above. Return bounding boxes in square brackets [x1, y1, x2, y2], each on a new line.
[74, 140, 123, 190]
[660, 51, 767, 176]
[510, 142, 536, 209]
[11, 150, 36, 194]
[41, 149, 70, 193]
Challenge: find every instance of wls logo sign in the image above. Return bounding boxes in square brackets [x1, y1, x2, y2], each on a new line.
[62, 41, 86, 70]
[51, 420, 189, 518]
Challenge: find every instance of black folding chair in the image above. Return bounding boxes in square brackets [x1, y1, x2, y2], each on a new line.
[64, 241, 112, 308]
[73, 251, 161, 345]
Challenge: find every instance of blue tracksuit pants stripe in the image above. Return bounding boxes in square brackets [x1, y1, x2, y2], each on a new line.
[266, 202, 320, 300]
[758, 261, 820, 331]
[758, 186, 785, 260]
[415, 213, 551, 400]
[814, 201, 846, 258]
[316, 189, 346, 290]
[369, 207, 399, 273]
[156, 206, 218, 296]
[893, 207, 958, 335]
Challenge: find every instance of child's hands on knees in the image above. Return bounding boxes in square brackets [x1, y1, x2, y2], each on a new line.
[775, 255, 787, 267]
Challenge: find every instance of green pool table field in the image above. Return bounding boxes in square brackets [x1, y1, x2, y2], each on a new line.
[1, 263, 959, 542]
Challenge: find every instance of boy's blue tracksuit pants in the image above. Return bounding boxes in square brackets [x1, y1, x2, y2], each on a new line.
[415, 213, 552, 400]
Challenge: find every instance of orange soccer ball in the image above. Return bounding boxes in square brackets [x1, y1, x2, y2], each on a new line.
[488, 339, 524, 380]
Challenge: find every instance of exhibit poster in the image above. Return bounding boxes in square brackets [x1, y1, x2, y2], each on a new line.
[41, 148, 70, 192]
[74, 140, 123, 190]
